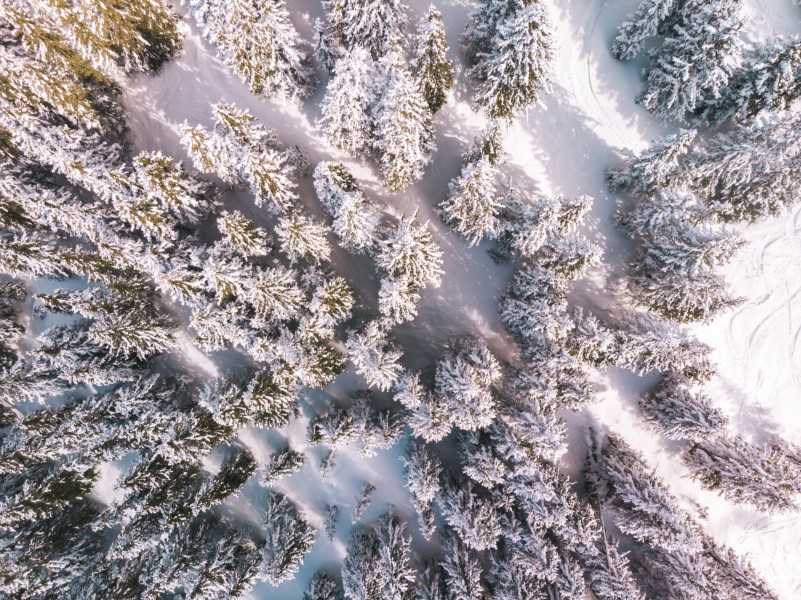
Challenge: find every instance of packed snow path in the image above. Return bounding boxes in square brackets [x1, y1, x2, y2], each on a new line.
[121, 0, 801, 597]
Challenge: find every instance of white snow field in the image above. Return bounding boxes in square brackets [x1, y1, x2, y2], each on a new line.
[119, 0, 801, 597]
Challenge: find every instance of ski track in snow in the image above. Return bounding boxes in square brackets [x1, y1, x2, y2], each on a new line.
[118, 0, 801, 597]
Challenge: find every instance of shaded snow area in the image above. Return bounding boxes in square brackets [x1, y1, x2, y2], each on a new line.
[108, 0, 801, 598]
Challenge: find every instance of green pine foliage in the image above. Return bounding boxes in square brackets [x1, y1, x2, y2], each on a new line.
[413, 7, 455, 113]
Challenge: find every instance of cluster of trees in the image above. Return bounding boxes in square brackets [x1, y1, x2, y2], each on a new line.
[314, 162, 444, 323]
[607, 0, 801, 524]
[609, 113, 801, 322]
[1, 0, 794, 598]
[319, 4, 453, 193]
[0, 2, 353, 597]
[587, 431, 781, 598]
[613, 0, 801, 123]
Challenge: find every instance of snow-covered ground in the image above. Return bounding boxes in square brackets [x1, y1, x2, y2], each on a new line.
[122, 0, 801, 597]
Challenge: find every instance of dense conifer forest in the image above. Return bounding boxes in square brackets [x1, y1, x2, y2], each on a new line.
[1, 0, 801, 598]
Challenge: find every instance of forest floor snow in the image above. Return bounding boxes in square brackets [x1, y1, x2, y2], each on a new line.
[119, 0, 801, 597]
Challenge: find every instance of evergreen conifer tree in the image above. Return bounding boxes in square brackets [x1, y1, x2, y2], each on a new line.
[437, 479, 502, 551]
[638, 0, 744, 120]
[341, 512, 417, 600]
[471, 2, 555, 119]
[313, 161, 379, 253]
[377, 210, 444, 289]
[325, 0, 409, 58]
[306, 571, 345, 600]
[640, 374, 728, 441]
[320, 46, 380, 155]
[610, 0, 678, 61]
[400, 439, 441, 539]
[345, 321, 404, 392]
[685, 435, 801, 512]
[373, 61, 435, 193]
[412, 7, 455, 113]
[188, 0, 316, 100]
[705, 36, 801, 123]
[439, 155, 500, 245]
[260, 492, 316, 585]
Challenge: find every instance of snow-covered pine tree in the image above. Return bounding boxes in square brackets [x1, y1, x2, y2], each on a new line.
[198, 368, 300, 431]
[439, 155, 500, 245]
[435, 337, 501, 432]
[341, 512, 417, 600]
[37, 287, 177, 361]
[0, 492, 109, 596]
[584, 431, 780, 600]
[345, 320, 404, 391]
[351, 392, 405, 457]
[309, 410, 358, 475]
[599, 433, 704, 553]
[606, 129, 696, 193]
[373, 59, 435, 193]
[684, 111, 801, 222]
[700, 537, 779, 600]
[639, 373, 728, 441]
[400, 439, 441, 539]
[633, 268, 742, 323]
[0, 375, 182, 472]
[412, 6, 455, 113]
[631, 221, 744, 322]
[500, 265, 572, 345]
[0, 319, 144, 406]
[615, 188, 707, 236]
[247, 149, 301, 214]
[315, 18, 343, 75]
[325, 504, 339, 540]
[561, 503, 645, 600]
[377, 210, 444, 290]
[313, 161, 379, 253]
[187, 0, 316, 100]
[461, 0, 517, 66]
[406, 391, 454, 443]
[352, 482, 377, 524]
[260, 445, 306, 486]
[122, 512, 264, 598]
[471, 1, 555, 119]
[192, 445, 258, 515]
[325, 0, 409, 58]
[308, 394, 402, 464]
[638, 221, 743, 278]
[614, 312, 716, 382]
[9, 0, 181, 76]
[705, 36, 801, 123]
[305, 571, 345, 600]
[378, 274, 421, 324]
[685, 435, 801, 512]
[181, 103, 302, 214]
[415, 561, 449, 600]
[610, 0, 678, 60]
[393, 371, 424, 409]
[217, 210, 271, 256]
[260, 492, 316, 585]
[637, 0, 744, 121]
[0, 281, 24, 371]
[439, 532, 486, 599]
[464, 120, 507, 166]
[500, 195, 596, 271]
[276, 212, 332, 263]
[320, 46, 380, 155]
[437, 479, 502, 551]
